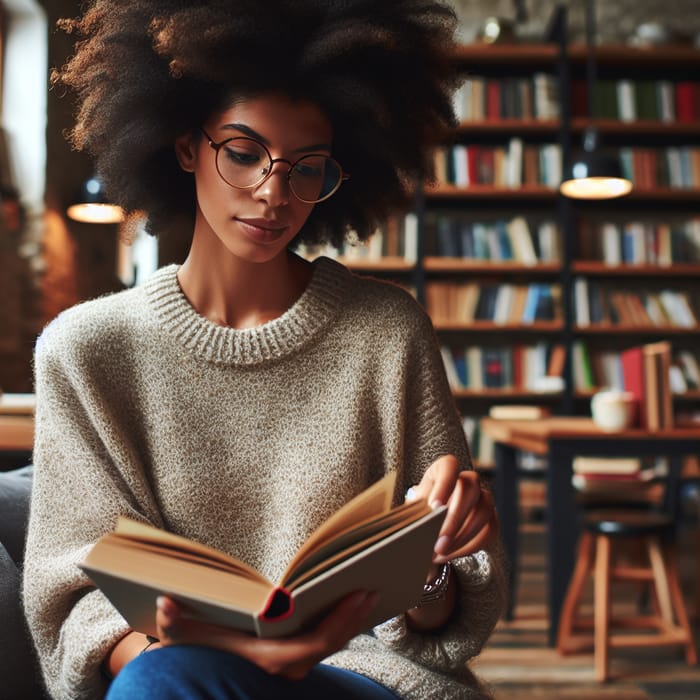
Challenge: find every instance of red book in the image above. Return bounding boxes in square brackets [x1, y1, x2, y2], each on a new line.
[675, 82, 698, 123]
[621, 346, 646, 428]
[486, 79, 502, 121]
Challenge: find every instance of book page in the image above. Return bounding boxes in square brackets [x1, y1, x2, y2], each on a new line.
[113, 518, 270, 585]
[285, 500, 434, 589]
[280, 472, 399, 583]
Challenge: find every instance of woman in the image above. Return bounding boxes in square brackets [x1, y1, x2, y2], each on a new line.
[23, 2, 506, 698]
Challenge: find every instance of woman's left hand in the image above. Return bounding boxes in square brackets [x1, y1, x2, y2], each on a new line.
[409, 454, 498, 564]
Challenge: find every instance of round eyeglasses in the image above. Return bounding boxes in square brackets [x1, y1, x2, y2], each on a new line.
[200, 127, 349, 204]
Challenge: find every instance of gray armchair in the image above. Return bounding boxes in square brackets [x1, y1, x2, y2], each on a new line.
[0, 465, 47, 699]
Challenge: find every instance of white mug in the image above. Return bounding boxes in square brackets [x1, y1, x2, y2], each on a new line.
[590, 390, 636, 432]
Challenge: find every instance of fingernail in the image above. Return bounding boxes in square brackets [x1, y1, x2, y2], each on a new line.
[430, 499, 444, 510]
[434, 535, 451, 554]
[156, 596, 172, 615]
[405, 487, 418, 501]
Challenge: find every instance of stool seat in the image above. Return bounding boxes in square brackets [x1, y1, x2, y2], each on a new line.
[583, 509, 674, 537]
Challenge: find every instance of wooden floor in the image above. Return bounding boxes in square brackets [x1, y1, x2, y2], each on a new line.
[472, 522, 700, 700]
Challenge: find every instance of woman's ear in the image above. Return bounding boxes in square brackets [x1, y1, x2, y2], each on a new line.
[174, 132, 197, 173]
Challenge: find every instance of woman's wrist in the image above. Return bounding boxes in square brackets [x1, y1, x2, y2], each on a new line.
[415, 562, 451, 607]
[104, 631, 160, 679]
[405, 562, 457, 631]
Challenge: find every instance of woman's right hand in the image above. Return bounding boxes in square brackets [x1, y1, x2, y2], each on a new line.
[152, 589, 379, 680]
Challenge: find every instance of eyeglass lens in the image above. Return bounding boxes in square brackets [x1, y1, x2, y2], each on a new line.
[216, 138, 342, 203]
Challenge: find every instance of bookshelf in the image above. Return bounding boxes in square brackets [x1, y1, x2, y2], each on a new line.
[306, 43, 700, 464]
[566, 44, 700, 422]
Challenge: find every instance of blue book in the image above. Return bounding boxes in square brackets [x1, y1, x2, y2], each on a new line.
[521, 285, 541, 323]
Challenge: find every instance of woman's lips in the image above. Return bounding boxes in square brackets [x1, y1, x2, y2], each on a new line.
[236, 218, 287, 244]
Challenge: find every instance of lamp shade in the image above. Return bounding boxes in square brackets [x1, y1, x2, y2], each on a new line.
[560, 128, 632, 200]
[66, 176, 125, 224]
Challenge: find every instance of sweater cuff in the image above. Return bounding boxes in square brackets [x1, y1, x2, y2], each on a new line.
[371, 549, 504, 673]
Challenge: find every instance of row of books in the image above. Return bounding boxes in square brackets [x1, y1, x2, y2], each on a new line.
[296, 214, 418, 264]
[577, 218, 700, 266]
[573, 278, 699, 328]
[426, 214, 561, 263]
[571, 340, 700, 398]
[425, 281, 562, 325]
[440, 342, 566, 392]
[618, 146, 700, 189]
[432, 140, 562, 189]
[452, 73, 560, 122]
[571, 78, 700, 123]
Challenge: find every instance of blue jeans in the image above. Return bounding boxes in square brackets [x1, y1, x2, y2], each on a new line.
[106, 645, 401, 700]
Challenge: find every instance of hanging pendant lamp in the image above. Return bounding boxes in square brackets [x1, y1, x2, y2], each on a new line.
[559, 0, 632, 200]
[66, 175, 125, 224]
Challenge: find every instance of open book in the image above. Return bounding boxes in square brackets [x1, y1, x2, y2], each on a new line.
[80, 472, 447, 638]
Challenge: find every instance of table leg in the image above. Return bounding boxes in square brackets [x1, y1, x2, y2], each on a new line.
[493, 440, 518, 620]
[546, 440, 578, 647]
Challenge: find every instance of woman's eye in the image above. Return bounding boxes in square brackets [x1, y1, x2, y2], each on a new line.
[224, 147, 261, 166]
[295, 163, 323, 178]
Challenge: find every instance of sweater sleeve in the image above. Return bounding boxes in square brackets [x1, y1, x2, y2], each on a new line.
[370, 309, 508, 673]
[23, 321, 161, 700]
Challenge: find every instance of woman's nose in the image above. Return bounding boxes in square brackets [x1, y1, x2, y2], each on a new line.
[252, 161, 290, 207]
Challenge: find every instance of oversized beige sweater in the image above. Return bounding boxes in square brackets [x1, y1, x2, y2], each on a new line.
[23, 257, 506, 700]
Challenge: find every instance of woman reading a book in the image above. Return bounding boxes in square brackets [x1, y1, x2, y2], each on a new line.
[24, 1, 506, 698]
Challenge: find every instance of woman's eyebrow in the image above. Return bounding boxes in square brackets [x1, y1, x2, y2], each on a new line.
[221, 122, 332, 153]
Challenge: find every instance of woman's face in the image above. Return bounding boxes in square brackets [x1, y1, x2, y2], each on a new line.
[176, 94, 333, 264]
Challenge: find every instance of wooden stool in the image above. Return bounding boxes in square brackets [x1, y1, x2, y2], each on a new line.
[557, 507, 697, 682]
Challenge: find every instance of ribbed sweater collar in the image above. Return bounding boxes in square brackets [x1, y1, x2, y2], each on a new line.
[144, 256, 348, 366]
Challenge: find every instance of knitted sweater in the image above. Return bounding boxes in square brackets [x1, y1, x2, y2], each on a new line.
[23, 257, 506, 700]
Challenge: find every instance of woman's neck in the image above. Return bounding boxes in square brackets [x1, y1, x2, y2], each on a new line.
[176, 247, 312, 330]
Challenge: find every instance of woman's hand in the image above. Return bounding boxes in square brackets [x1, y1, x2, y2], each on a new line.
[154, 589, 379, 680]
[409, 454, 498, 564]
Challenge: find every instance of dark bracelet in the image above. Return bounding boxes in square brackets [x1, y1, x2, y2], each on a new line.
[414, 562, 451, 607]
[140, 635, 159, 654]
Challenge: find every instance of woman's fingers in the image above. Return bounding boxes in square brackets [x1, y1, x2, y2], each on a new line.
[154, 590, 379, 680]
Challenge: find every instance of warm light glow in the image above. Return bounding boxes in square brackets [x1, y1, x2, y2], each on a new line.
[559, 176, 633, 200]
[66, 202, 125, 224]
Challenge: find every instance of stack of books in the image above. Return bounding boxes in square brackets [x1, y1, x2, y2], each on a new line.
[621, 341, 674, 430]
[571, 456, 665, 495]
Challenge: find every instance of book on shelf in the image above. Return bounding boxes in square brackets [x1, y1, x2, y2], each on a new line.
[488, 405, 551, 421]
[572, 456, 642, 476]
[642, 341, 674, 431]
[80, 472, 446, 640]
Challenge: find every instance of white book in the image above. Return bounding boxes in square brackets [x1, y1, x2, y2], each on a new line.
[667, 147, 684, 188]
[574, 277, 590, 326]
[507, 216, 538, 266]
[659, 290, 695, 327]
[669, 365, 688, 394]
[537, 221, 560, 262]
[402, 213, 418, 263]
[452, 145, 469, 187]
[616, 80, 636, 122]
[600, 222, 622, 265]
[657, 81, 676, 123]
[677, 351, 700, 388]
[493, 285, 515, 325]
[466, 347, 483, 390]
[506, 138, 523, 188]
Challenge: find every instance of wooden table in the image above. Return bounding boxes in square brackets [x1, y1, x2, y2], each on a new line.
[481, 416, 700, 646]
[0, 393, 35, 465]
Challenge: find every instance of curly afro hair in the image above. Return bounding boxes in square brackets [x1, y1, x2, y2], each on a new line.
[54, 0, 461, 247]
